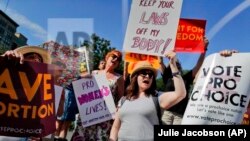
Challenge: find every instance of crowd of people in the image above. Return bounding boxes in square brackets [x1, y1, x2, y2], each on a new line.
[0, 37, 249, 141]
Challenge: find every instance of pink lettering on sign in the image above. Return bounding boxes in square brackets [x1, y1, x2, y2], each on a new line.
[158, 1, 174, 9]
[77, 86, 110, 105]
[150, 29, 160, 37]
[140, 11, 169, 25]
[131, 36, 172, 54]
[136, 28, 148, 35]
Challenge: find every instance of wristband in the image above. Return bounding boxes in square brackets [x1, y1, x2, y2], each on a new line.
[172, 71, 181, 77]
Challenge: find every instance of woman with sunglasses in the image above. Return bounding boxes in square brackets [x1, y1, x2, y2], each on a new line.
[71, 50, 124, 141]
[109, 51, 186, 141]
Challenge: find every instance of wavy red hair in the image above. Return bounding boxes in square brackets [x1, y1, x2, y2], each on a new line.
[105, 50, 122, 62]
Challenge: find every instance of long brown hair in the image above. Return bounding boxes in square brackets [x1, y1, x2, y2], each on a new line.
[126, 72, 157, 100]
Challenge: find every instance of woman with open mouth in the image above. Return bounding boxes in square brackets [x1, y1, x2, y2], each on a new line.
[110, 51, 186, 141]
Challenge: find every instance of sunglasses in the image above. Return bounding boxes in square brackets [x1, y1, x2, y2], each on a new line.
[111, 54, 121, 61]
[138, 71, 154, 78]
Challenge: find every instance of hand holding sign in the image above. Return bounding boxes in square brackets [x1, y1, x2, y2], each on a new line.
[72, 73, 116, 128]
[182, 52, 250, 125]
[165, 51, 177, 65]
[1, 50, 24, 64]
[219, 49, 239, 57]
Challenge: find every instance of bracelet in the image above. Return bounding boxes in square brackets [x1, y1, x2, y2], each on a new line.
[172, 71, 181, 77]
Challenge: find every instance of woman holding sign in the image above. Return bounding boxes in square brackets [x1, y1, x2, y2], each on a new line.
[71, 50, 124, 141]
[159, 37, 209, 125]
[0, 46, 51, 141]
[109, 51, 186, 141]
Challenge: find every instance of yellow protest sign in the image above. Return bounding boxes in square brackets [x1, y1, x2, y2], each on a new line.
[125, 52, 160, 74]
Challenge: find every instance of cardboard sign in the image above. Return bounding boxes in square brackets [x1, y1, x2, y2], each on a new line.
[123, 0, 183, 56]
[174, 18, 207, 53]
[125, 52, 160, 74]
[0, 57, 55, 137]
[182, 53, 250, 125]
[72, 72, 116, 128]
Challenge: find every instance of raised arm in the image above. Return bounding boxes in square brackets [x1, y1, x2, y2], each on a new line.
[159, 51, 186, 109]
[192, 37, 209, 77]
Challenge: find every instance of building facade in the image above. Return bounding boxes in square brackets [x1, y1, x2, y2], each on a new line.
[14, 32, 28, 48]
[0, 10, 28, 52]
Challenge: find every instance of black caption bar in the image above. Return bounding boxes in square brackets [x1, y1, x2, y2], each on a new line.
[154, 125, 250, 140]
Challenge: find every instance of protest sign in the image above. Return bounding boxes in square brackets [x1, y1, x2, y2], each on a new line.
[175, 18, 207, 53]
[182, 53, 250, 125]
[125, 52, 160, 74]
[0, 57, 55, 137]
[72, 72, 116, 128]
[42, 41, 89, 87]
[54, 85, 63, 114]
[123, 0, 183, 56]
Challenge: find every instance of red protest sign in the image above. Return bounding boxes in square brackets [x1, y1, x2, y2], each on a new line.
[0, 57, 56, 138]
[174, 18, 206, 53]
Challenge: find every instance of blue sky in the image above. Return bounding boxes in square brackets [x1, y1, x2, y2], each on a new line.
[0, 0, 249, 70]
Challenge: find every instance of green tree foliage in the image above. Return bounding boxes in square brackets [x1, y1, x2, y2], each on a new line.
[0, 46, 8, 55]
[82, 33, 124, 74]
[156, 77, 165, 91]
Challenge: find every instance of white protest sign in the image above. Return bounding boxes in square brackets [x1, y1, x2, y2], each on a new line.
[123, 0, 183, 56]
[182, 53, 250, 125]
[72, 73, 116, 128]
